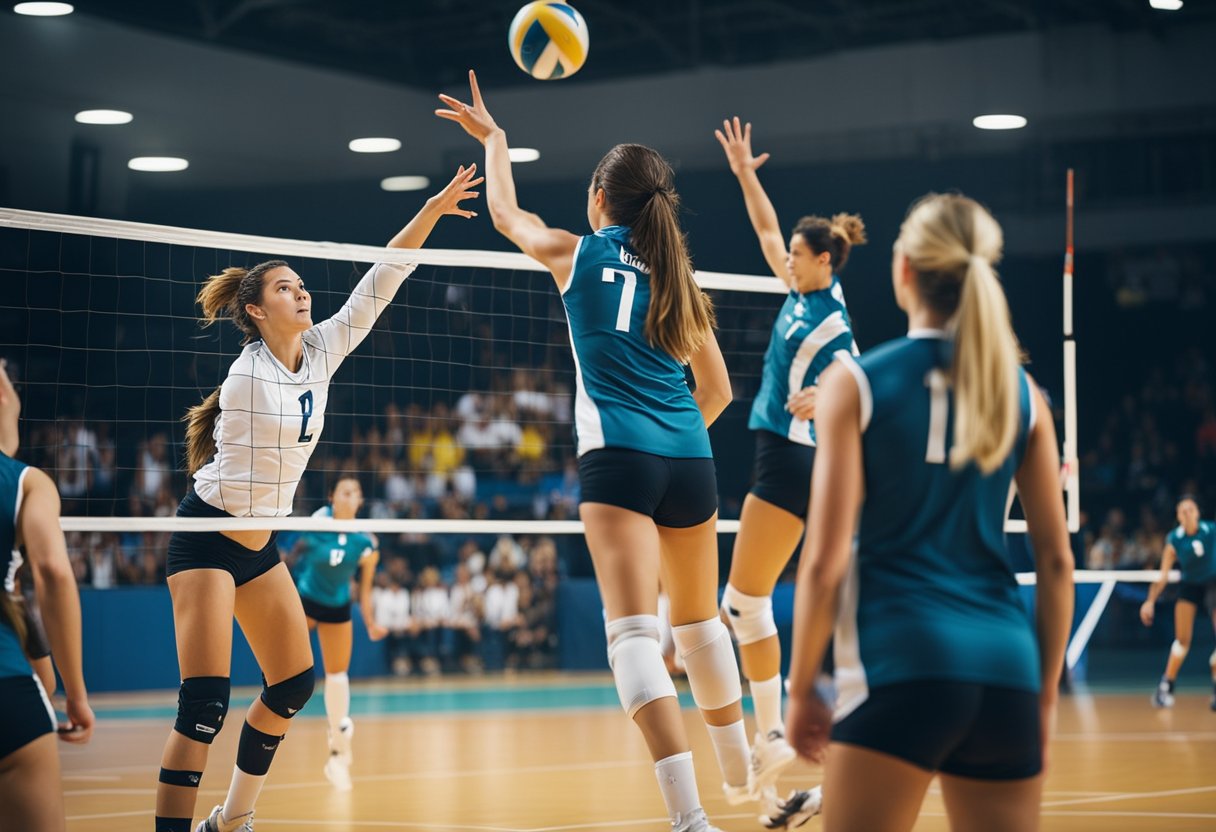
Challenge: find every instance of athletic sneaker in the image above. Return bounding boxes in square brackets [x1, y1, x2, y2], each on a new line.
[324, 752, 353, 791]
[1152, 679, 1175, 708]
[671, 807, 725, 832]
[195, 805, 254, 832]
[750, 729, 797, 791]
[760, 787, 823, 829]
[328, 716, 354, 765]
[723, 780, 776, 807]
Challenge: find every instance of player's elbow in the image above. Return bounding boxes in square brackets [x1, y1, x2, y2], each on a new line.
[32, 554, 76, 590]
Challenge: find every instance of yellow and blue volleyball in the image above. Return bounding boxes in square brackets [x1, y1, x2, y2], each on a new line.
[508, 2, 589, 80]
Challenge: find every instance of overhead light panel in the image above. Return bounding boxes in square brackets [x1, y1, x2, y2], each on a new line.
[1149, 0, 1182, 9]
[128, 157, 189, 172]
[349, 138, 401, 153]
[508, 147, 540, 163]
[972, 114, 1028, 131]
[14, 2, 74, 15]
[75, 109, 133, 125]
[381, 176, 431, 192]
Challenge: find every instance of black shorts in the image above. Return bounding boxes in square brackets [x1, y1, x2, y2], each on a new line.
[0, 675, 56, 759]
[832, 680, 1042, 780]
[301, 595, 352, 624]
[166, 492, 281, 586]
[748, 430, 815, 520]
[1178, 580, 1216, 610]
[578, 449, 718, 528]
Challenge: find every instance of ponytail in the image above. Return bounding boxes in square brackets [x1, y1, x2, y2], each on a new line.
[184, 386, 221, 476]
[951, 255, 1021, 473]
[185, 258, 285, 475]
[590, 144, 715, 362]
[898, 193, 1019, 474]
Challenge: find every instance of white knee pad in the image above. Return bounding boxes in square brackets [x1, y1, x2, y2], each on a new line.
[721, 583, 778, 646]
[606, 615, 678, 718]
[672, 617, 742, 711]
[1209, 649, 1216, 669]
[1171, 639, 1189, 660]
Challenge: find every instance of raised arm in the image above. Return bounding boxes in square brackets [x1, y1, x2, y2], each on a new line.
[437, 70, 580, 288]
[310, 167, 482, 368]
[714, 117, 791, 286]
[1015, 382, 1075, 770]
[785, 362, 863, 763]
[18, 467, 94, 743]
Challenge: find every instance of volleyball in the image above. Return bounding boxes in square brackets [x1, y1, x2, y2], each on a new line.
[508, 2, 589, 80]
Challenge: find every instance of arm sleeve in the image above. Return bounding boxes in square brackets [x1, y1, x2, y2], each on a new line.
[307, 262, 416, 378]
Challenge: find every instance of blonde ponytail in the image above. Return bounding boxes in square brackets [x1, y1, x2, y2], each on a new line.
[950, 255, 1021, 473]
[898, 193, 1020, 474]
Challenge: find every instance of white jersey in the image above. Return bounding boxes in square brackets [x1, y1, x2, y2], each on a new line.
[193, 262, 413, 517]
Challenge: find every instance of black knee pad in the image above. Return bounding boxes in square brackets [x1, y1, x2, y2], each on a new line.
[260, 667, 315, 718]
[173, 676, 230, 744]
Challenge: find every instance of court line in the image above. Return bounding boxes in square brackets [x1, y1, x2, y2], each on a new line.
[1054, 731, 1216, 742]
[1042, 784, 1216, 808]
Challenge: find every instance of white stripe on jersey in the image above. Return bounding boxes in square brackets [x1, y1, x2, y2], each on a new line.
[562, 239, 605, 455]
[193, 262, 413, 517]
[786, 311, 854, 445]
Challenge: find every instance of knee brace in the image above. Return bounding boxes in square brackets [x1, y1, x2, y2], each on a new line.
[721, 584, 778, 646]
[1209, 649, 1216, 670]
[606, 615, 678, 718]
[672, 617, 742, 711]
[174, 676, 230, 744]
[1171, 639, 1189, 660]
[260, 667, 315, 718]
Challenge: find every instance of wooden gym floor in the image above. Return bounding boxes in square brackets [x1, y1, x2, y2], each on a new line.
[59, 674, 1216, 831]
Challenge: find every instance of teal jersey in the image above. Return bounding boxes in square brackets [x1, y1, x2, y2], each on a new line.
[291, 507, 376, 608]
[749, 278, 857, 446]
[0, 451, 32, 678]
[561, 225, 711, 458]
[1167, 521, 1216, 584]
[833, 332, 1037, 718]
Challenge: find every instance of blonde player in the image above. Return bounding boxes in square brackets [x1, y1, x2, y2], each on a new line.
[153, 167, 481, 832]
[786, 193, 1074, 831]
[0, 360, 95, 831]
[438, 70, 752, 832]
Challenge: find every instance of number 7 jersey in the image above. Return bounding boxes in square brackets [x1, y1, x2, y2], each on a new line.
[560, 225, 711, 459]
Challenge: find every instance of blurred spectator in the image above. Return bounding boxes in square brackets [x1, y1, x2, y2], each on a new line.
[373, 572, 413, 677]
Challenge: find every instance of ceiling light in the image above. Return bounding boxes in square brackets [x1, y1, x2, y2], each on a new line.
[128, 157, 189, 172]
[75, 109, 133, 125]
[381, 176, 431, 192]
[349, 137, 400, 153]
[508, 147, 540, 163]
[972, 114, 1028, 131]
[13, 2, 74, 15]
[1149, 0, 1183, 10]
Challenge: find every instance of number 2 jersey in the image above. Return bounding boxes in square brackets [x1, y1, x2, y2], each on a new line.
[560, 225, 711, 459]
[833, 331, 1037, 719]
[193, 262, 414, 517]
[289, 506, 377, 608]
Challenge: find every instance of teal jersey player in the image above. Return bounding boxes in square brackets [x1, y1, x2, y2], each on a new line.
[0, 450, 31, 679]
[749, 278, 856, 446]
[561, 225, 712, 460]
[292, 506, 377, 609]
[1166, 520, 1216, 585]
[837, 334, 1038, 704]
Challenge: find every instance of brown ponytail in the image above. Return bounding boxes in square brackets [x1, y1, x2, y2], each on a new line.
[792, 212, 867, 272]
[590, 144, 715, 362]
[184, 259, 285, 475]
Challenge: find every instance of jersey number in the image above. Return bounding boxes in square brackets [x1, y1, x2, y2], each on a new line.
[602, 268, 637, 332]
[925, 369, 949, 464]
[298, 391, 314, 443]
[329, 547, 346, 567]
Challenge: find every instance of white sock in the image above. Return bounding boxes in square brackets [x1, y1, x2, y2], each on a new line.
[222, 766, 266, 822]
[750, 674, 784, 737]
[654, 751, 701, 822]
[706, 720, 750, 787]
[324, 672, 350, 737]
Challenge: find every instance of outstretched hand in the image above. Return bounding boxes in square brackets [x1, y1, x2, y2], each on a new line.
[714, 116, 770, 176]
[428, 163, 484, 219]
[436, 70, 501, 144]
